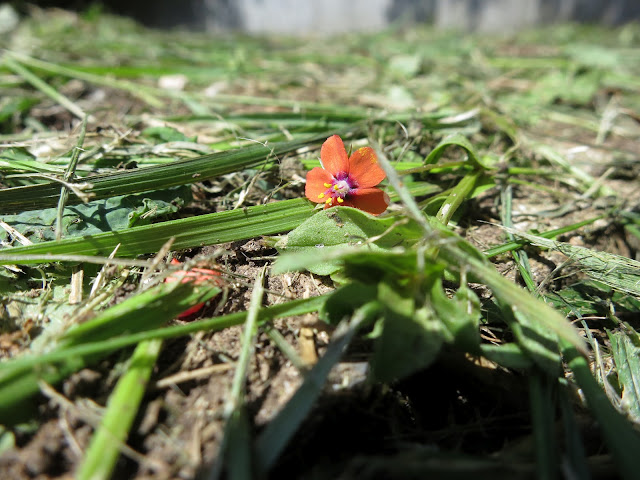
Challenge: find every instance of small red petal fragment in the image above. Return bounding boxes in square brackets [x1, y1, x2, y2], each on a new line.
[165, 260, 221, 318]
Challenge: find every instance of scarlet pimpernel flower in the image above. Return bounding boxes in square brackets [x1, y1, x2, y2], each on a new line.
[305, 135, 389, 215]
[164, 259, 221, 319]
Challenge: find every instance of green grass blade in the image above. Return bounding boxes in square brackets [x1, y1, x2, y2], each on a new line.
[211, 268, 265, 480]
[56, 115, 88, 240]
[76, 339, 162, 480]
[484, 215, 604, 258]
[0, 199, 316, 263]
[3, 54, 86, 119]
[0, 130, 346, 214]
[424, 133, 493, 170]
[436, 169, 483, 225]
[255, 301, 379, 473]
[558, 381, 591, 480]
[608, 329, 640, 422]
[500, 185, 537, 293]
[529, 373, 559, 480]
[563, 342, 640, 480]
[6, 51, 164, 108]
[503, 229, 640, 297]
[0, 281, 217, 425]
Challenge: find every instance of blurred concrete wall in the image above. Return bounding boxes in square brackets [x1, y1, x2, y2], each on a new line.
[25, 0, 640, 32]
[201, 0, 640, 33]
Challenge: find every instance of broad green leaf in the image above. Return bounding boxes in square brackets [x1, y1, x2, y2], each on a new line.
[319, 282, 379, 325]
[430, 278, 481, 353]
[372, 282, 442, 382]
[276, 207, 423, 275]
[1, 186, 190, 243]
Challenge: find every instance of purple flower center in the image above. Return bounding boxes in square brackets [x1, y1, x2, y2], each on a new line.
[316, 172, 358, 205]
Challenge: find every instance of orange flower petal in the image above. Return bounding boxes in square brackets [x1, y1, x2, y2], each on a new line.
[348, 146, 386, 188]
[349, 188, 389, 215]
[165, 260, 221, 319]
[305, 167, 334, 203]
[320, 135, 349, 176]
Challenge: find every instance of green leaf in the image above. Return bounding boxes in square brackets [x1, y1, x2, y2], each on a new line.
[320, 282, 379, 325]
[0, 187, 190, 243]
[141, 126, 194, 143]
[371, 282, 443, 382]
[371, 292, 443, 382]
[430, 278, 481, 353]
[0, 130, 347, 214]
[0, 198, 316, 264]
[276, 207, 423, 275]
[424, 133, 493, 170]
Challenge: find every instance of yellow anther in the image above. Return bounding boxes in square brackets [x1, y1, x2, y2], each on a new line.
[337, 197, 344, 203]
[333, 185, 340, 190]
[318, 193, 325, 199]
[323, 183, 332, 188]
[325, 199, 332, 204]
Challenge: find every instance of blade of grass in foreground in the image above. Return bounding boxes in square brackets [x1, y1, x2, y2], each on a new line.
[0, 199, 316, 263]
[254, 301, 379, 474]
[0, 281, 218, 425]
[76, 339, 162, 480]
[0, 130, 351, 214]
[563, 341, 640, 480]
[211, 268, 265, 480]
